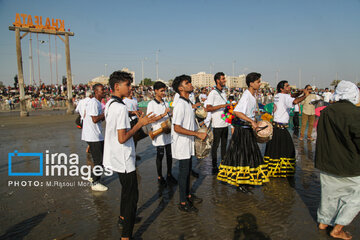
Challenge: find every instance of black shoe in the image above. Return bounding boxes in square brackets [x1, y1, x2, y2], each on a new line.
[212, 167, 219, 175]
[136, 155, 141, 161]
[166, 174, 178, 184]
[191, 170, 199, 178]
[187, 194, 203, 204]
[178, 201, 198, 213]
[118, 216, 142, 228]
[158, 176, 167, 185]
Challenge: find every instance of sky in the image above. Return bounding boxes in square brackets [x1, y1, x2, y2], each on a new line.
[0, 0, 359, 88]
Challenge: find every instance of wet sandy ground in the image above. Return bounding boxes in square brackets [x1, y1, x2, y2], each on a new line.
[0, 113, 359, 240]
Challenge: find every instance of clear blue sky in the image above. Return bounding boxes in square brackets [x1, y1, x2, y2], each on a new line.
[0, 0, 359, 88]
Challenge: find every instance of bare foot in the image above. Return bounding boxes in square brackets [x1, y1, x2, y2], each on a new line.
[330, 229, 352, 240]
[318, 223, 328, 230]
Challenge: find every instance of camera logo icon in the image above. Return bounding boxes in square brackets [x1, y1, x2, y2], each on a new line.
[8, 150, 43, 176]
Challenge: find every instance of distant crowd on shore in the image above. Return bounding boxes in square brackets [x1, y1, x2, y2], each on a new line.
[0, 81, 339, 112]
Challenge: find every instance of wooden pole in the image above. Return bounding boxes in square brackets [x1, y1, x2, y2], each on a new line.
[65, 33, 73, 114]
[15, 28, 28, 117]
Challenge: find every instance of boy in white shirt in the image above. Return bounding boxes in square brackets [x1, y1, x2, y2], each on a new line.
[103, 71, 156, 240]
[172, 75, 207, 212]
[206, 72, 230, 174]
[81, 84, 107, 191]
[322, 88, 332, 106]
[264, 81, 309, 178]
[146, 81, 177, 185]
[173, 90, 202, 178]
[199, 87, 208, 103]
[123, 89, 144, 159]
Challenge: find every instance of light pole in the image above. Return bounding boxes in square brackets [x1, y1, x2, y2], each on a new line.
[156, 49, 160, 80]
[232, 60, 236, 76]
[141, 57, 147, 82]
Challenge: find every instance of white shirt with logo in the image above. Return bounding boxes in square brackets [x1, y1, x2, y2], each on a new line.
[234, 89, 257, 120]
[207, 89, 228, 128]
[103, 99, 135, 173]
[81, 98, 104, 142]
[171, 97, 196, 160]
[273, 93, 295, 124]
[146, 99, 172, 146]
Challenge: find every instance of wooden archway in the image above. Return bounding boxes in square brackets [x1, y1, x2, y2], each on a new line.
[9, 14, 75, 116]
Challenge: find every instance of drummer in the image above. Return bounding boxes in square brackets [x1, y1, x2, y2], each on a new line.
[146, 81, 177, 185]
[264, 81, 309, 178]
[217, 72, 269, 193]
[172, 75, 207, 212]
[206, 72, 231, 174]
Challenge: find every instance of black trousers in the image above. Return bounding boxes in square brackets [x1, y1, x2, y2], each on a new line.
[118, 171, 139, 238]
[293, 112, 299, 129]
[156, 144, 172, 177]
[211, 127, 228, 168]
[178, 158, 192, 203]
[87, 141, 104, 183]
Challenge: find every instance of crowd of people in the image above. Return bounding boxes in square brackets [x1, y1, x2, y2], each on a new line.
[73, 69, 359, 240]
[0, 78, 338, 114]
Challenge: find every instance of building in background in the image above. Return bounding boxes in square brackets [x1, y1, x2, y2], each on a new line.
[260, 81, 270, 89]
[122, 68, 136, 85]
[225, 74, 246, 88]
[191, 72, 214, 88]
[88, 75, 109, 86]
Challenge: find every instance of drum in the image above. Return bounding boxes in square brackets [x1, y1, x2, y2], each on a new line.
[149, 119, 172, 140]
[195, 107, 207, 119]
[255, 120, 273, 143]
[131, 118, 148, 142]
[195, 126, 213, 159]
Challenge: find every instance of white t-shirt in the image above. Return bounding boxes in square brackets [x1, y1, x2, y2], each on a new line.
[207, 89, 228, 128]
[189, 92, 195, 104]
[199, 93, 207, 103]
[172, 93, 180, 108]
[75, 97, 91, 120]
[203, 99, 212, 128]
[123, 97, 138, 120]
[81, 98, 104, 142]
[173, 92, 195, 107]
[171, 97, 196, 160]
[103, 98, 136, 173]
[273, 93, 295, 124]
[323, 92, 332, 103]
[234, 89, 257, 120]
[146, 99, 172, 146]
